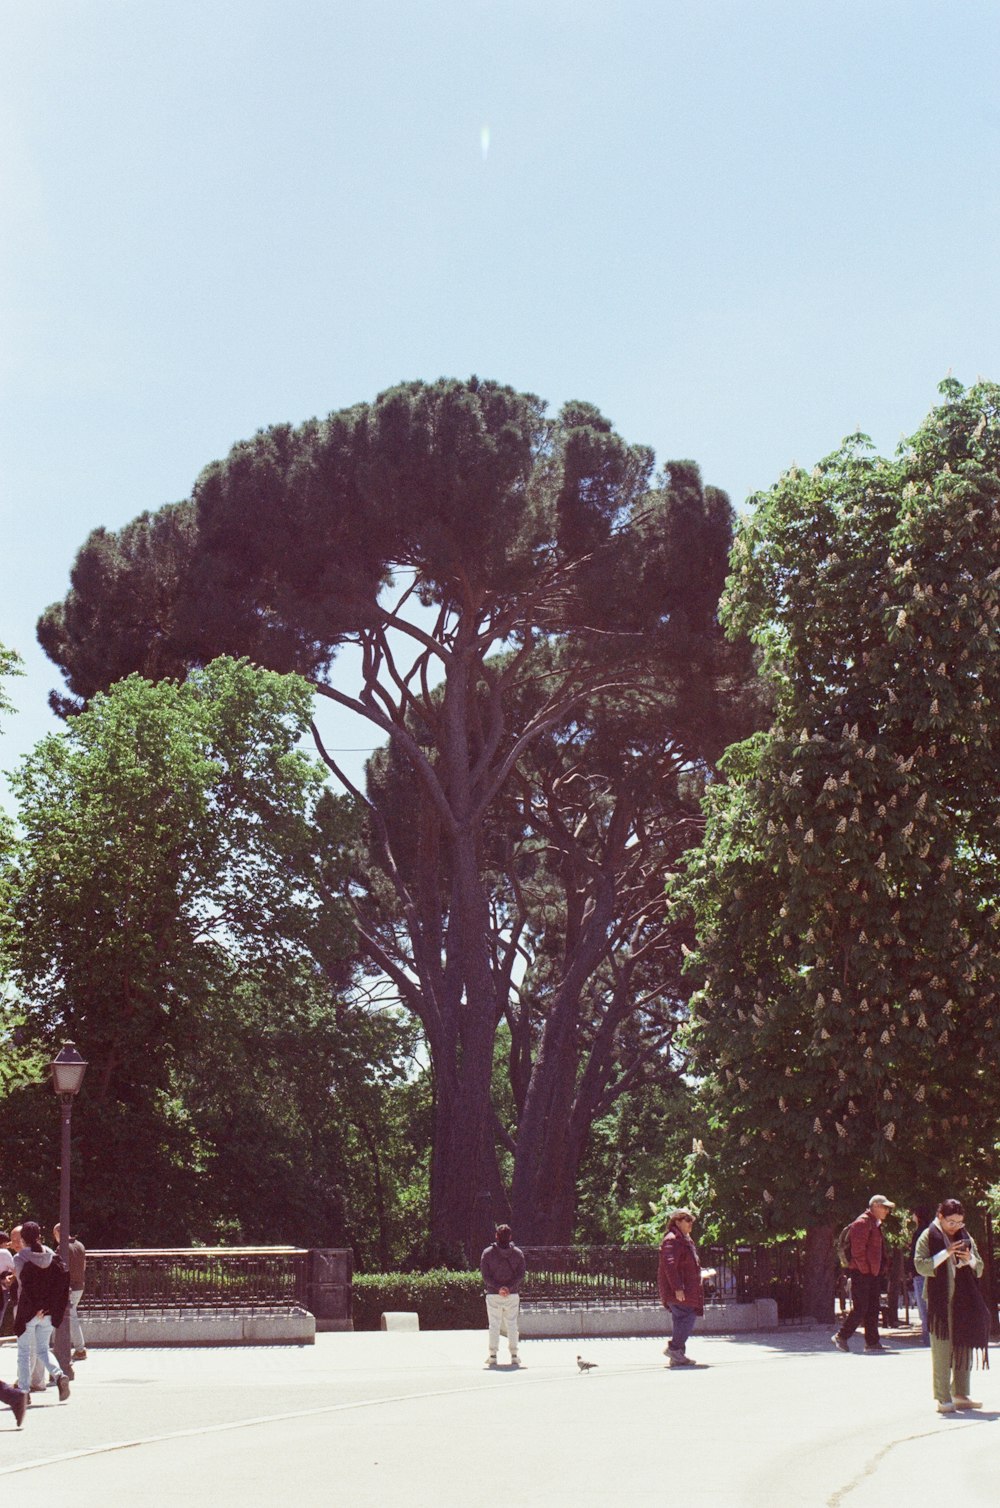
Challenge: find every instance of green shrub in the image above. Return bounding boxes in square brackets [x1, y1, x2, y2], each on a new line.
[352, 1269, 484, 1330]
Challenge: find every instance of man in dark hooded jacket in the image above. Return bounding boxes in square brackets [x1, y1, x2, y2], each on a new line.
[13, 1221, 70, 1403]
[480, 1224, 526, 1368]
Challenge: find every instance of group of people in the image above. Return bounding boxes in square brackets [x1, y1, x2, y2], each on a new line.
[833, 1194, 992, 1413]
[0, 1222, 87, 1429]
[477, 1207, 713, 1371]
[480, 1196, 993, 1410]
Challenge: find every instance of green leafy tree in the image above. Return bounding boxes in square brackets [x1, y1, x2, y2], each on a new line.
[674, 380, 1000, 1318]
[38, 378, 748, 1256]
[1, 658, 358, 1241]
[167, 965, 427, 1260]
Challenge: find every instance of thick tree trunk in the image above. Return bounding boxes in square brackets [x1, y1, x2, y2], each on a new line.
[426, 808, 500, 1262]
[510, 1032, 580, 1243]
[428, 1078, 491, 1264]
[802, 1222, 836, 1324]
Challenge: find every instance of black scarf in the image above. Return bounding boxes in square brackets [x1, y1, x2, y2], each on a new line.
[926, 1223, 991, 1372]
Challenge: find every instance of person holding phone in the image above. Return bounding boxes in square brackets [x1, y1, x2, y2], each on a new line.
[914, 1198, 990, 1414]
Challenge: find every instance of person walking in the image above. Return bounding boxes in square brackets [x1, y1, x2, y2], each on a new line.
[658, 1207, 708, 1368]
[914, 1198, 990, 1415]
[13, 1222, 70, 1404]
[10, 1226, 51, 1393]
[53, 1224, 87, 1360]
[480, 1224, 525, 1368]
[832, 1195, 894, 1354]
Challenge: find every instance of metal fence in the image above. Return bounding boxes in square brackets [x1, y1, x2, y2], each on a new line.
[83, 1247, 310, 1313]
[520, 1241, 807, 1319]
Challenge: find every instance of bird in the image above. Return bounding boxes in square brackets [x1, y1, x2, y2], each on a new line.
[576, 1355, 598, 1373]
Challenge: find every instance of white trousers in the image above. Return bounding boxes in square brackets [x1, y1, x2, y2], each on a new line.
[485, 1293, 520, 1358]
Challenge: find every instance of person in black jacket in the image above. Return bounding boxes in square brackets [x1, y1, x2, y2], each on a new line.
[13, 1221, 70, 1404]
[480, 1224, 526, 1368]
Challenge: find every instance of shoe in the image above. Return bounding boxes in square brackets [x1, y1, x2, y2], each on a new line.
[485, 1356, 498, 1369]
[937, 1400, 955, 1414]
[30, 1384, 46, 1393]
[509, 1356, 521, 1367]
[56, 1375, 70, 1402]
[864, 1344, 890, 1353]
[72, 1349, 87, 1361]
[831, 1333, 849, 1352]
[953, 1397, 982, 1409]
[668, 1353, 696, 1368]
[10, 1391, 26, 1429]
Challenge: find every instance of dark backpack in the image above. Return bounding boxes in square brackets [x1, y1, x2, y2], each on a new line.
[836, 1222, 854, 1269]
[42, 1253, 71, 1316]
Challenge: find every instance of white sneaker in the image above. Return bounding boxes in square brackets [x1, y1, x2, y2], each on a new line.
[936, 1400, 955, 1414]
[485, 1356, 498, 1368]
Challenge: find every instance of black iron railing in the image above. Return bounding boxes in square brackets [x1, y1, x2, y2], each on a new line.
[521, 1245, 658, 1305]
[520, 1240, 806, 1319]
[83, 1247, 310, 1313]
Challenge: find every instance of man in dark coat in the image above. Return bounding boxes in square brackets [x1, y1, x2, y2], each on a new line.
[53, 1224, 87, 1360]
[832, 1194, 894, 1355]
[658, 1208, 708, 1368]
[480, 1223, 526, 1368]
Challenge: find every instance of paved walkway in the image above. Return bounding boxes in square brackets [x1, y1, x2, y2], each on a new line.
[0, 1327, 996, 1505]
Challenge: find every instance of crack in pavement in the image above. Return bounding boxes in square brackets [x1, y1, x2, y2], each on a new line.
[827, 1418, 989, 1506]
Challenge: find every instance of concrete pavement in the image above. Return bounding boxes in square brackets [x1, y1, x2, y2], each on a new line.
[0, 1327, 996, 1506]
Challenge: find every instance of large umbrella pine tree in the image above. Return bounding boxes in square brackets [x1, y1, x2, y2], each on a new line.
[38, 378, 743, 1258]
[674, 379, 1000, 1319]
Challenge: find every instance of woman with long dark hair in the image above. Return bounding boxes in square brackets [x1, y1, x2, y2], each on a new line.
[913, 1199, 990, 1414]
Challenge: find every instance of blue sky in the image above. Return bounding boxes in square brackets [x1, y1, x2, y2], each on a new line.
[3, 0, 1000, 795]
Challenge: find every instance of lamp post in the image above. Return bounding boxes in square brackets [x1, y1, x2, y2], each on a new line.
[49, 1043, 87, 1375]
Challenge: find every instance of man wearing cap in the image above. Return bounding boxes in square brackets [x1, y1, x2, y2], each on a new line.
[832, 1195, 895, 1354]
[658, 1208, 710, 1368]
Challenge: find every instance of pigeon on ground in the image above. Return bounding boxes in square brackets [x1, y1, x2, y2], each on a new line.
[576, 1355, 598, 1373]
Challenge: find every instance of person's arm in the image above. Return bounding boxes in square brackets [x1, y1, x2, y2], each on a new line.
[849, 1218, 871, 1275]
[660, 1235, 684, 1300]
[913, 1226, 946, 1278]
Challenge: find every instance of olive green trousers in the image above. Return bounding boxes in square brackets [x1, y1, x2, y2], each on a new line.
[930, 1332, 971, 1404]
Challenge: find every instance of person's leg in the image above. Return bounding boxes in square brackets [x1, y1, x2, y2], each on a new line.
[505, 1296, 520, 1360]
[69, 1290, 85, 1353]
[929, 1332, 952, 1404]
[484, 1295, 502, 1360]
[836, 1275, 864, 1340]
[16, 1322, 34, 1392]
[913, 1276, 929, 1345]
[33, 1319, 65, 1385]
[667, 1304, 698, 1355]
[862, 1275, 882, 1347]
[951, 1354, 973, 1403]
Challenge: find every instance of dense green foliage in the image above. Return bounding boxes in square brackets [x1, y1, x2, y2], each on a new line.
[0, 658, 407, 1248]
[352, 1269, 485, 1329]
[674, 379, 1000, 1235]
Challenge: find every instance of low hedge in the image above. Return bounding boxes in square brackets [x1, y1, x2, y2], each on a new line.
[353, 1270, 484, 1330]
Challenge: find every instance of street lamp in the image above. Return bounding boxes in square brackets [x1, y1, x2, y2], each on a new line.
[48, 1042, 87, 1375]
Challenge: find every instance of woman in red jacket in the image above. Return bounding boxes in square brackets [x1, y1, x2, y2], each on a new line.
[658, 1208, 706, 1368]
